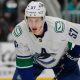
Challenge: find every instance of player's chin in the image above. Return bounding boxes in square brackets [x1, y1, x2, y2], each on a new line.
[32, 30, 39, 35]
[33, 32, 39, 35]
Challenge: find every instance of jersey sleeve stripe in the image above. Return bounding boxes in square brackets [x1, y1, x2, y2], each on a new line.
[16, 56, 33, 68]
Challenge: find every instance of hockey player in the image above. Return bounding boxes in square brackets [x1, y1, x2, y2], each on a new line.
[12, 1, 80, 80]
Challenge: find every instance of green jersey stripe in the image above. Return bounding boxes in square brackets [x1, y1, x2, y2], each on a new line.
[16, 57, 33, 67]
[68, 42, 72, 50]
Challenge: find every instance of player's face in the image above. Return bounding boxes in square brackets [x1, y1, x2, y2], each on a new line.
[27, 17, 44, 35]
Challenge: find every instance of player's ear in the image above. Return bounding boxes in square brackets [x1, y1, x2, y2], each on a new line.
[24, 15, 26, 20]
[24, 16, 28, 22]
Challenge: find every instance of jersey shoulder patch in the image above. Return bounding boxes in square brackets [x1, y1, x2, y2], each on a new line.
[13, 25, 23, 37]
[54, 21, 65, 33]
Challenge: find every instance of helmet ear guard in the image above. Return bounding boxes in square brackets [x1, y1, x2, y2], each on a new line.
[25, 1, 46, 18]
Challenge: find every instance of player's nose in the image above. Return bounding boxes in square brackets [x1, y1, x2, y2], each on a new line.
[32, 22, 36, 28]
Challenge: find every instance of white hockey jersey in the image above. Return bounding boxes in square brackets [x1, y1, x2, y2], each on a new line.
[12, 16, 80, 68]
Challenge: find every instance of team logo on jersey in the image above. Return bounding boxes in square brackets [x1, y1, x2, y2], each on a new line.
[13, 25, 22, 37]
[54, 21, 65, 33]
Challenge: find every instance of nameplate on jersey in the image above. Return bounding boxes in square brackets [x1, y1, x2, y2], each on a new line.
[54, 21, 65, 33]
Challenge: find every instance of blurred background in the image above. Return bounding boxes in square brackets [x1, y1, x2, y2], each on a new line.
[0, 0, 80, 80]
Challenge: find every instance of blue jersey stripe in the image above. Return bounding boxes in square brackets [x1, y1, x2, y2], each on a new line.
[16, 55, 31, 58]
